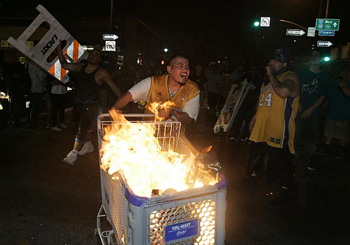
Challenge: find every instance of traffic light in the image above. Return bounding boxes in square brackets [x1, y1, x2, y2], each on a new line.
[323, 56, 331, 62]
[253, 21, 260, 27]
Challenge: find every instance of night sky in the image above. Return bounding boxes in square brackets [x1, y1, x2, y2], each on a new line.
[1, 0, 349, 64]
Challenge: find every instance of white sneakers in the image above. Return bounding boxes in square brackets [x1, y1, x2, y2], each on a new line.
[63, 150, 79, 165]
[78, 141, 94, 155]
[63, 142, 94, 165]
[52, 123, 66, 132]
[52, 126, 62, 132]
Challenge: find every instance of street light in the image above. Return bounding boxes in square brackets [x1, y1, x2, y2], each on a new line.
[164, 48, 168, 53]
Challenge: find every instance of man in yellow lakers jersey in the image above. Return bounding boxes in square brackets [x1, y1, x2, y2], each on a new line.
[113, 54, 200, 125]
[246, 48, 300, 208]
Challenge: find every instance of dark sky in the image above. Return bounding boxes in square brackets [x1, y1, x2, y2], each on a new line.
[1, 0, 349, 63]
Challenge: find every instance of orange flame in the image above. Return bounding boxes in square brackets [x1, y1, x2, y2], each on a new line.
[101, 109, 218, 197]
[145, 101, 177, 121]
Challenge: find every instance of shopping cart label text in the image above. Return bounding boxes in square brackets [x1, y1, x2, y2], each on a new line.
[164, 219, 199, 242]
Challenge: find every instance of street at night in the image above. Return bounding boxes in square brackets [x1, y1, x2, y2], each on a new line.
[0, 108, 349, 244]
[1, 0, 350, 244]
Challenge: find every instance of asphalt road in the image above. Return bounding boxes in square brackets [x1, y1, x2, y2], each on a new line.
[0, 108, 349, 244]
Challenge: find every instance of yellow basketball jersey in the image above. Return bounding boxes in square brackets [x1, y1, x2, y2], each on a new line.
[146, 74, 199, 109]
[249, 71, 299, 154]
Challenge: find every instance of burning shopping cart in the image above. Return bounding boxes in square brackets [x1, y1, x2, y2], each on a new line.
[96, 112, 227, 245]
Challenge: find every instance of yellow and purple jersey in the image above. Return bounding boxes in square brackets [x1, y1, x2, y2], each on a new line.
[249, 71, 299, 154]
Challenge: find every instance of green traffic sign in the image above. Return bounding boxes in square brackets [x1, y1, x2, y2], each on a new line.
[315, 18, 340, 31]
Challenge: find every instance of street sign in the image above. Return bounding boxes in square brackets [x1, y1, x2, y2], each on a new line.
[317, 40, 333, 48]
[260, 17, 270, 27]
[102, 34, 119, 40]
[307, 27, 316, 37]
[318, 30, 335, 36]
[105, 40, 116, 51]
[286, 29, 305, 36]
[315, 18, 340, 31]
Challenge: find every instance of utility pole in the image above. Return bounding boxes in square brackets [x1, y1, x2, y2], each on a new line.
[110, 0, 114, 32]
[318, 0, 330, 18]
[325, 0, 330, 18]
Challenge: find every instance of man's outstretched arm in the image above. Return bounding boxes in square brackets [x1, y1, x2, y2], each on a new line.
[98, 69, 122, 98]
[113, 91, 133, 110]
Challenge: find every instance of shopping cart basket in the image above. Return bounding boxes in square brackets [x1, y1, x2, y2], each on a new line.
[96, 113, 227, 245]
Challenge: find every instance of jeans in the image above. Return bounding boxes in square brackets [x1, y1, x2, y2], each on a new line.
[294, 114, 321, 162]
[73, 101, 100, 143]
[246, 142, 293, 188]
[29, 92, 45, 127]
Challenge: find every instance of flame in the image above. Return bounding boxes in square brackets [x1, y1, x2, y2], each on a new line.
[145, 101, 177, 121]
[100, 109, 218, 197]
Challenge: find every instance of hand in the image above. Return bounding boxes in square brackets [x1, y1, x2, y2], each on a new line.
[300, 108, 312, 119]
[266, 65, 274, 77]
[157, 108, 170, 118]
[56, 40, 63, 51]
[108, 108, 123, 121]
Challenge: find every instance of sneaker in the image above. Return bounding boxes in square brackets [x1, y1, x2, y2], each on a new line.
[60, 123, 67, 129]
[230, 136, 238, 143]
[307, 161, 316, 171]
[51, 126, 62, 132]
[63, 150, 78, 165]
[78, 141, 94, 155]
[335, 151, 346, 160]
[240, 136, 249, 142]
[316, 145, 329, 156]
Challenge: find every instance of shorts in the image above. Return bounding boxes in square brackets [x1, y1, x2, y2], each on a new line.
[324, 118, 349, 141]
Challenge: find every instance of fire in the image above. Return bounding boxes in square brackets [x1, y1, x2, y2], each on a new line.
[145, 100, 177, 121]
[100, 108, 218, 197]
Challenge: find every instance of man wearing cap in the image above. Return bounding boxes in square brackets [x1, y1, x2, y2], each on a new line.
[56, 42, 122, 165]
[246, 48, 300, 208]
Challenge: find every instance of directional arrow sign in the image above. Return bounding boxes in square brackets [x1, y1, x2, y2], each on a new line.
[102, 34, 119, 40]
[317, 40, 333, 48]
[286, 29, 305, 36]
[315, 19, 340, 31]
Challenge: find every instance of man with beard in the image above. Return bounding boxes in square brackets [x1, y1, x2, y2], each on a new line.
[246, 48, 300, 208]
[113, 54, 200, 127]
[56, 42, 122, 165]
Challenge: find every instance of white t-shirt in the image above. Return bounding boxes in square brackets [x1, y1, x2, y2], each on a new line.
[129, 77, 200, 120]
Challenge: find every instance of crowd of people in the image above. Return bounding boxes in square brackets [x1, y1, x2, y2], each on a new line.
[0, 51, 68, 131]
[1, 46, 349, 210]
[229, 48, 350, 211]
